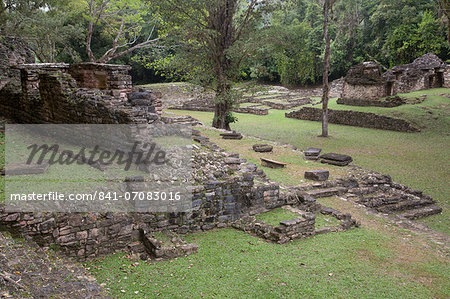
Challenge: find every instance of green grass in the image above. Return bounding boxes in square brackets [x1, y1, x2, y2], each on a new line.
[140, 82, 191, 89]
[0, 130, 4, 202]
[196, 127, 348, 186]
[238, 102, 271, 109]
[86, 228, 449, 298]
[315, 213, 341, 229]
[168, 88, 450, 233]
[255, 208, 300, 226]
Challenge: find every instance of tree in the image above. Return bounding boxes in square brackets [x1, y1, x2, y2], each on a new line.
[438, 0, 450, 43]
[84, 0, 159, 63]
[152, 0, 268, 130]
[24, 1, 85, 63]
[263, 1, 320, 86]
[319, 0, 337, 137]
[385, 11, 448, 66]
[0, 0, 49, 35]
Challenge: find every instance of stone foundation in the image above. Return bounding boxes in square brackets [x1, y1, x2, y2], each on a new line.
[232, 212, 316, 244]
[140, 230, 198, 259]
[68, 63, 132, 91]
[337, 96, 406, 107]
[0, 63, 161, 124]
[232, 204, 359, 244]
[285, 107, 419, 132]
[0, 177, 282, 260]
[340, 54, 448, 102]
[233, 106, 269, 115]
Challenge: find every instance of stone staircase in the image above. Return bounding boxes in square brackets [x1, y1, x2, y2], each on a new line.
[161, 115, 203, 126]
[291, 170, 442, 221]
[0, 231, 107, 298]
[356, 189, 442, 220]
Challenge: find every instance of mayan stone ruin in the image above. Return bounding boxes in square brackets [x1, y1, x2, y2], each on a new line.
[340, 53, 450, 105]
[0, 0, 449, 297]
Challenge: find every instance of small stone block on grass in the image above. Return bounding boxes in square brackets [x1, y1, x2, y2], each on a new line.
[260, 158, 286, 169]
[252, 144, 273, 152]
[304, 148, 322, 160]
[193, 136, 210, 144]
[220, 131, 243, 140]
[304, 148, 322, 156]
[6, 161, 50, 176]
[319, 153, 353, 166]
[304, 170, 329, 181]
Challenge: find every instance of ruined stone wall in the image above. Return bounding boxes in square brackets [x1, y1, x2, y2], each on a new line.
[444, 67, 450, 88]
[285, 107, 419, 132]
[68, 63, 132, 92]
[0, 180, 282, 260]
[0, 63, 161, 124]
[384, 70, 430, 95]
[340, 54, 448, 102]
[341, 83, 386, 101]
[0, 37, 34, 83]
[0, 37, 35, 103]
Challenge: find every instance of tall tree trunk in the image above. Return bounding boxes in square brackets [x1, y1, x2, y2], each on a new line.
[86, 21, 97, 62]
[209, 0, 236, 131]
[321, 0, 331, 137]
[212, 82, 232, 131]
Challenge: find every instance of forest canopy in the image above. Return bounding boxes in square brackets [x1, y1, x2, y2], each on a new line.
[0, 0, 448, 85]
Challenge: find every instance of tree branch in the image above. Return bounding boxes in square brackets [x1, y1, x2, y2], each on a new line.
[100, 37, 160, 63]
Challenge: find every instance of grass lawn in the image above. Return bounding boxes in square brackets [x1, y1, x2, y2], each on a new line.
[0, 130, 4, 202]
[87, 227, 449, 298]
[85, 88, 448, 298]
[168, 88, 450, 234]
[255, 208, 301, 226]
[1, 88, 448, 298]
[315, 213, 341, 229]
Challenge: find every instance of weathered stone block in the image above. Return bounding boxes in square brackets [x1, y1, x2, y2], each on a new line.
[6, 161, 50, 176]
[252, 144, 273, 153]
[304, 170, 329, 181]
[260, 158, 286, 169]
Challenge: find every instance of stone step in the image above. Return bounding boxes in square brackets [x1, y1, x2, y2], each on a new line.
[308, 187, 347, 198]
[398, 204, 443, 220]
[376, 199, 435, 213]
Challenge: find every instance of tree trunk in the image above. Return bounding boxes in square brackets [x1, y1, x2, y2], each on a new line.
[209, 0, 236, 131]
[212, 101, 231, 131]
[212, 83, 231, 130]
[321, 0, 331, 138]
[86, 21, 97, 62]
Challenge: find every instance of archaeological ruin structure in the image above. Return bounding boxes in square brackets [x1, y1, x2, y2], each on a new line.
[0, 38, 443, 264]
[339, 53, 450, 105]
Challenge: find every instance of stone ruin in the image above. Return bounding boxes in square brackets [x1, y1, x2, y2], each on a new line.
[287, 54, 449, 131]
[0, 62, 162, 124]
[0, 38, 443, 266]
[340, 61, 386, 102]
[285, 106, 420, 132]
[0, 38, 162, 125]
[339, 53, 449, 106]
[0, 128, 442, 261]
[384, 53, 449, 95]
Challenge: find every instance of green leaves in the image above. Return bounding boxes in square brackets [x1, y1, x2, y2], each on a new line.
[385, 11, 448, 66]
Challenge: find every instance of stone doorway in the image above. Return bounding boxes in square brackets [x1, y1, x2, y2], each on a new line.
[386, 81, 394, 96]
[434, 72, 444, 88]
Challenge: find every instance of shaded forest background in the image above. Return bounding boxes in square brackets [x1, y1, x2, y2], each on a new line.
[0, 0, 448, 85]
